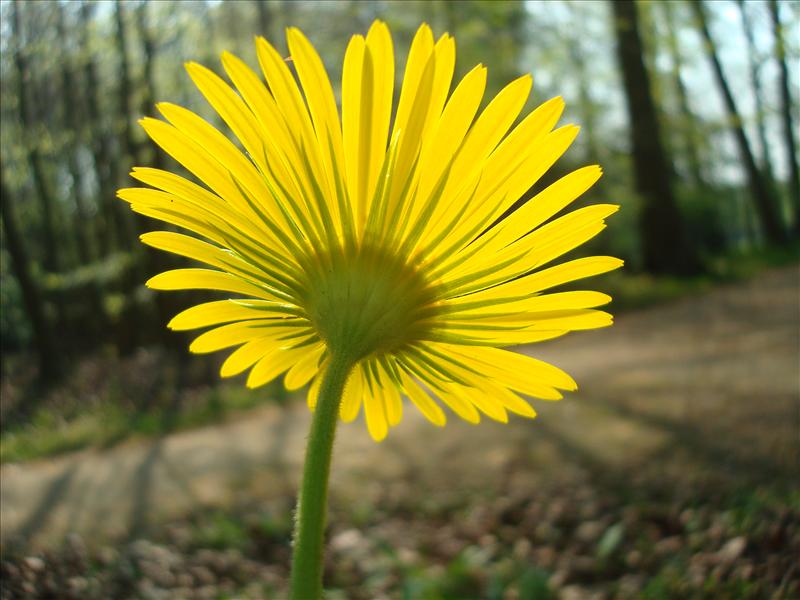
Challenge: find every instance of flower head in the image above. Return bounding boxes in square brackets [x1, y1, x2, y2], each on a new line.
[119, 22, 621, 441]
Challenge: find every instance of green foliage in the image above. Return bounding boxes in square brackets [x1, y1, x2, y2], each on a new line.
[0, 376, 280, 464]
[190, 512, 250, 551]
[596, 522, 625, 560]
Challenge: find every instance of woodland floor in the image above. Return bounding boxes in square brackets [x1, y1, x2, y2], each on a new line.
[1, 265, 798, 599]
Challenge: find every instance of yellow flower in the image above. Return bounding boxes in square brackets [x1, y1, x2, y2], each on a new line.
[119, 21, 621, 442]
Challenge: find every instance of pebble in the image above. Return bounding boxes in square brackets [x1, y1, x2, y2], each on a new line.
[575, 521, 604, 544]
[654, 535, 682, 557]
[22, 556, 45, 573]
[717, 536, 747, 565]
[189, 565, 216, 586]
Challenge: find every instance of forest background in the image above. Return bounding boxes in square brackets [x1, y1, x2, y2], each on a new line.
[2, 0, 799, 391]
[0, 1, 798, 597]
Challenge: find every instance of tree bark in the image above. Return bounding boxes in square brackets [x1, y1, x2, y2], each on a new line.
[566, 2, 601, 166]
[1, 169, 58, 381]
[56, 1, 95, 264]
[79, 1, 127, 253]
[135, 1, 165, 170]
[691, 0, 786, 244]
[612, 0, 699, 275]
[768, 0, 800, 236]
[11, 0, 59, 273]
[662, 1, 707, 188]
[256, 1, 272, 40]
[738, 0, 776, 186]
[115, 0, 136, 166]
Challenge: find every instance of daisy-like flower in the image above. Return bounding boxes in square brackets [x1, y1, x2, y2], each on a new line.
[119, 22, 621, 442]
[119, 21, 621, 597]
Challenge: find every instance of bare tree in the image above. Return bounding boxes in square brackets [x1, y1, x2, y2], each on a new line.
[737, 1, 776, 186]
[662, 1, 707, 188]
[256, 1, 274, 40]
[691, 0, 785, 244]
[11, 0, 59, 273]
[79, 1, 127, 252]
[135, 0, 165, 169]
[612, 0, 699, 274]
[566, 2, 601, 166]
[768, 0, 800, 235]
[1, 169, 58, 380]
[56, 1, 95, 264]
[115, 0, 137, 167]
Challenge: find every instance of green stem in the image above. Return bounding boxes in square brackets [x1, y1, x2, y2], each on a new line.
[290, 352, 352, 599]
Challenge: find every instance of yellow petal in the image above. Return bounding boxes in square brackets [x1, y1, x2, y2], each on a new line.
[190, 321, 278, 354]
[399, 369, 445, 427]
[446, 345, 577, 391]
[363, 387, 388, 441]
[307, 369, 323, 410]
[284, 343, 325, 391]
[168, 299, 294, 331]
[377, 363, 403, 427]
[483, 165, 603, 254]
[146, 269, 275, 299]
[220, 336, 282, 378]
[340, 366, 364, 422]
[247, 345, 308, 389]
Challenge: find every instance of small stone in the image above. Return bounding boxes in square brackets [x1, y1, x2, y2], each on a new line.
[625, 550, 641, 569]
[735, 562, 754, 580]
[67, 576, 88, 594]
[717, 536, 747, 565]
[575, 521, 604, 544]
[533, 546, 556, 569]
[654, 536, 682, 557]
[190, 565, 216, 586]
[688, 561, 707, 587]
[65, 533, 86, 557]
[559, 584, 603, 600]
[23, 557, 45, 573]
[535, 522, 562, 544]
[330, 529, 364, 553]
[513, 538, 532, 560]
[549, 569, 569, 589]
[98, 546, 119, 566]
[617, 574, 645, 598]
[570, 555, 597, 577]
[195, 585, 219, 600]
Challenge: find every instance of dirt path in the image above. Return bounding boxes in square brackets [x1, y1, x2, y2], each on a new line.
[2, 266, 798, 551]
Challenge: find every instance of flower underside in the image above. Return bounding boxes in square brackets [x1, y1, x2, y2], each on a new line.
[305, 244, 440, 361]
[119, 21, 622, 441]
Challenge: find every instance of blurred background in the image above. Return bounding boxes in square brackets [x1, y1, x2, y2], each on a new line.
[0, 0, 798, 598]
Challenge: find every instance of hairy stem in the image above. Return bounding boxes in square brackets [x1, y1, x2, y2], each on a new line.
[290, 352, 352, 599]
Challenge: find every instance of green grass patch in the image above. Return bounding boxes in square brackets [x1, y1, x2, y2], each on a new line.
[0, 383, 282, 464]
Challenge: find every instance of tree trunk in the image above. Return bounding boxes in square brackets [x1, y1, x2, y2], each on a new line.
[738, 0, 776, 186]
[662, 1, 707, 188]
[256, 1, 273, 39]
[566, 2, 601, 166]
[135, 1, 165, 170]
[1, 170, 58, 381]
[79, 1, 127, 253]
[612, 0, 699, 275]
[115, 0, 136, 167]
[11, 0, 59, 273]
[768, 0, 800, 236]
[56, 1, 95, 264]
[691, 0, 786, 244]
